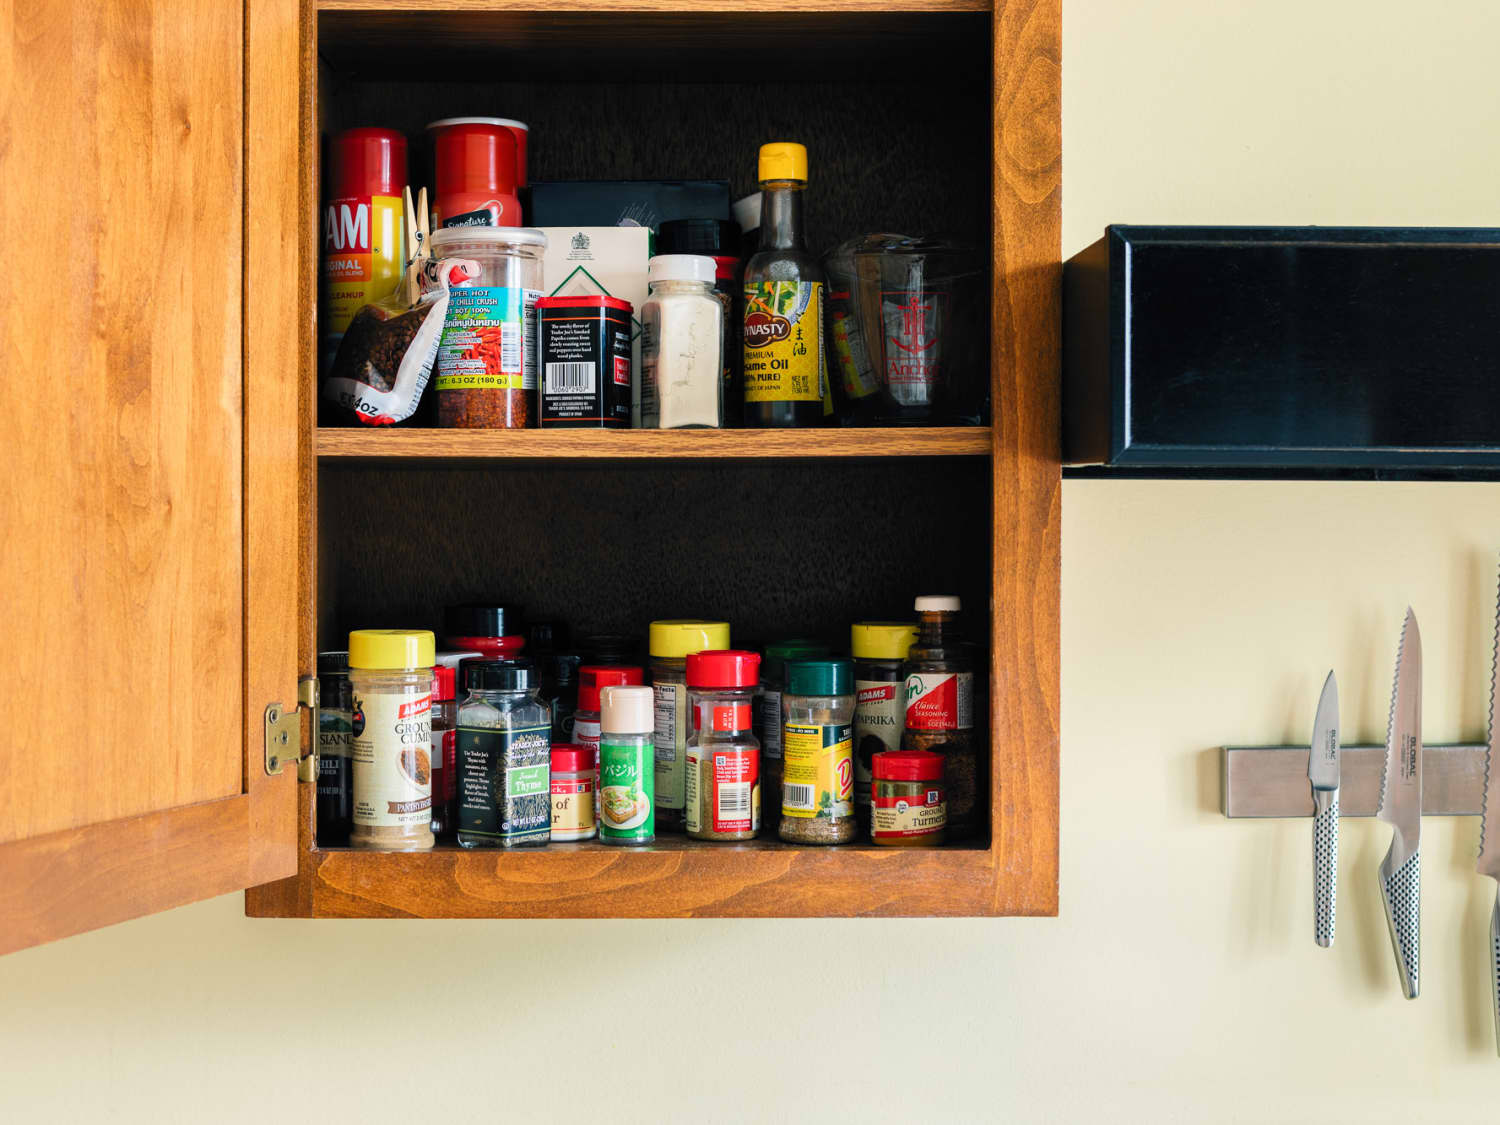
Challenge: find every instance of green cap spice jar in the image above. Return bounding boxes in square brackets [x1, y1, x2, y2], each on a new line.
[871, 750, 946, 846]
[779, 658, 856, 845]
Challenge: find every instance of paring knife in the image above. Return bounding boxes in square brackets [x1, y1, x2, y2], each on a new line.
[1308, 670, 1340, 947]
[1377, 607, 1423, 1000]
[1477, 567, 1500, 1053]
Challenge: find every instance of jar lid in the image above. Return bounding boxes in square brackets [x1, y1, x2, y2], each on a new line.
[762, 639, 829, 680]
[464, 658, 536, 692]
[330, 128, 407, 199]
[873, 750, 944, 782]
[551, 742, 596, 772]
[431, 664, 457, 701]
[686, 649, 761, 689]
[578, 665, 645, 711]
[426, 116, 528, 132]
[785, 657, 852, 697]
[648, 254, 716, 286]
[429, 226, 548, 250]
[851, 622, 919, 661]
[914, 595, 961, 613]
[317, 650, 349, 676]
[348, 629, 435, 671]
[581, 634, 640, 664]
[444, 603, 521, 640]
[600, 684, 654, 734]
[657, 219, 740, 257]
[434, 649, 483, 669]
[649, 619, 730, 659]
[536, 294, 634, 313]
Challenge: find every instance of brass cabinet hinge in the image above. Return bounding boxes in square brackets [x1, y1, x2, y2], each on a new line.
[265, 676, 320, 780]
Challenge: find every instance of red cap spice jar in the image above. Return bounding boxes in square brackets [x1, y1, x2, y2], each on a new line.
[428, 663, 459, 840]
[684, 649, 761, 841]
[550, 743, 597, 841]
[442, 604, 526, 660]
[535, 295, 634, 428]
[870, 750, 946, 846]
[427, 117, 523, 228]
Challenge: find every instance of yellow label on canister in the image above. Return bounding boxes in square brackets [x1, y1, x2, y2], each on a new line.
[743, 281, 825, 403]
[781, 721, 853, 819]
[322, 193, 406, 341]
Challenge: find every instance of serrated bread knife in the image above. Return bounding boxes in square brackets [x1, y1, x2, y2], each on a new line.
[1477, 567, 1500, 1053]
[1377, 608, 1422, 999]
[1308, 670, 1339, 947]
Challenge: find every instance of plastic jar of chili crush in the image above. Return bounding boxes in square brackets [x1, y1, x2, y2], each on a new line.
[684, 649, 761, 841]
[441, 603, 526, 660]
[871, 750, 946, 846]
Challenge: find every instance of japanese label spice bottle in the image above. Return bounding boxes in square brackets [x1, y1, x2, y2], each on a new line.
[599, 684, 656, 846]
[648, 619, 731, 832]
[684, 649, 762, 841]
[901, 596, 977, 839]
[455, 659, 552, 848]
[348, 629, 436, 851]
[850, 622, 919, 831]
[779, 658, 856, 845]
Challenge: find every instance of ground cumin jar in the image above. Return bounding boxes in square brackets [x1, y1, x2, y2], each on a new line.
[348, 629, 436, 851]
[431, 226, 547, 428]
[871, 750, 946, 846]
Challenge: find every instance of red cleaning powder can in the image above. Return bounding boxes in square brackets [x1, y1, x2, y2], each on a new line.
[427, 118, 523, 229]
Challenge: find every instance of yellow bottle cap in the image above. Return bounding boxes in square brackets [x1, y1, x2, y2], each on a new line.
[851, 622, 919, 661]
[649, 619, 731, 659]
[348, 628, 436, 671]
[758, 142, 808, 184]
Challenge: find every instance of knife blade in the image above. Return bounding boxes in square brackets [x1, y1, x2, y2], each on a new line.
[1377, 607, 1422, 999]
[1308, 670, 1339, 947]
[1476, 567, 1500, 1052]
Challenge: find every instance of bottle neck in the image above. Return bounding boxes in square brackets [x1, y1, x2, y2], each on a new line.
[758, 180, 806, 251]
[917, 611, 955, 646]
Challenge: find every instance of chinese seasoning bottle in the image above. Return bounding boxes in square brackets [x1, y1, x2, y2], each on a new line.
[742, 142, 826, 428]
[685, 650, 762, 842]
[455, 659, 551, 848]
[316, 650, 354, 847]
[901, 596, 977, 840]
[348, 629, 435, 851]
[850, 622, 918, 833]
[779, 658, 856, 845]
[648, 619, 731, 833]
[598, 684, 656, 846]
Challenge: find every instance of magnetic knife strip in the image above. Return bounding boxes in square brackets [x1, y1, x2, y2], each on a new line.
[1223, 744, 1484, 817]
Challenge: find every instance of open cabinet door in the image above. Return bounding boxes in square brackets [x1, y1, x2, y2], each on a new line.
[0, 0, 301, 955]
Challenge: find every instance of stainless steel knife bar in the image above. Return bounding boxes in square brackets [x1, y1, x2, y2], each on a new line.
[1222, 744, 1484, 818]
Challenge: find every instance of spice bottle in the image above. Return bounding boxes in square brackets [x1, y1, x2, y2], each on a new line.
[551, 743, 598, 842]
[442, 603, 526, 659]
[871, 750, 946, 846]
[455, 659, 552, 848]
[901, 596, 977, 840]
[684, 650, 762, 842]
[851, 622, 919, 832]
[755, 640, 829, 818]
[428, 663, 459, 841]
[657, 219, 742, 412]
[349, 629, 436, 851]
[576, 665, 644, 826]
[641, 254, 725, 429]
[779, 658, 856, 845]
[316, 651, 354, 847]
[649, 619, 731, 832]
[742, 142, 826, 428]
[598, 684, 656, 846]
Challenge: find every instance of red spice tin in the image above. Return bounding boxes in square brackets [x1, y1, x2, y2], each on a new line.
[535, 295, 634, 428]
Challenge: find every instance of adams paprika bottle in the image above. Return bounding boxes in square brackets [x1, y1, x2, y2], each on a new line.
[901, 596, 977, 840]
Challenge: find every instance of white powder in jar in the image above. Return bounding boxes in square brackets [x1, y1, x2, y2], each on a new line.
[641, 255, 724, 429]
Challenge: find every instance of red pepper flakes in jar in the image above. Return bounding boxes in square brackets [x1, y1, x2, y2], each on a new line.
[430, 226, 547, 428]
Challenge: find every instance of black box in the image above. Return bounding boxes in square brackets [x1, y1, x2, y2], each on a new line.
[1064, 226, 1500, 469]
[529, 180, 731, 231]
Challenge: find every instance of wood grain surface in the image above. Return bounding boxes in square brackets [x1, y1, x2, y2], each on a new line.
[317, 427, 994, 459]
[0, 0, 243, 846]
[320, 0, 988, 12]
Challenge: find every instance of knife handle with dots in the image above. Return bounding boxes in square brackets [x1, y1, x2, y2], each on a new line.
[1489, 885, 1500, 1056]
[1312, 788, 1338, 947]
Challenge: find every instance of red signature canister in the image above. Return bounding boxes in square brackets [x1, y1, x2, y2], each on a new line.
[427, 117, 524, 229]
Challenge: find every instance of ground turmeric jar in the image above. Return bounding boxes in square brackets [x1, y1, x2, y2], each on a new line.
[871, 750, 946, 846]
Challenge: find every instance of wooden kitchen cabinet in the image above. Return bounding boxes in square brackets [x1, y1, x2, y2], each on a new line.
[0, 0, 1057, 953]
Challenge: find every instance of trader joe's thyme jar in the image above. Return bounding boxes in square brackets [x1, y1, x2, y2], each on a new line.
[349, 629, 436, 851]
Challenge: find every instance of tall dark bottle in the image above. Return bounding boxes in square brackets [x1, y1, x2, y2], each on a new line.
[742, 142, 827, 428]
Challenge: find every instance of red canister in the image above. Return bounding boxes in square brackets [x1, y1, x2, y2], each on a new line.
[427, 118, 523, 229]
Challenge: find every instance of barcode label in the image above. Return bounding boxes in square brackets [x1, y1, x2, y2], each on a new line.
[717, 782, 750, 821]
[501, 323, 522, 372]
[782, 783, 815, 811]
[545, 361, 596, 394]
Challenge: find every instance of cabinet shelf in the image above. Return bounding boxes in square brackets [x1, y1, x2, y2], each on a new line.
[316, 426, 993, 461]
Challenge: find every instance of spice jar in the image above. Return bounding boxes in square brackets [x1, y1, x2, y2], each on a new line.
[851, 622, 918, 831]
[349, 629, 436, 851]
[641, 254, 725, 429]
[551, 743, 597, 842]
[649, 619, 731, 832]
[755, 639, 829, 818]
[684, 650, 762, 842]
[442, 603, 525, 659]
[576, 665, 644, 827]
[779, 658, 856, 845]
[428, 663, 459, 841]
[431, 226, 547, 428]
[871, 751, 946, 846]
[902, 595, 977, 840]
[598, 684, 656, 846]
[455, 659, 551, 848]
[316, 651, 354, 847]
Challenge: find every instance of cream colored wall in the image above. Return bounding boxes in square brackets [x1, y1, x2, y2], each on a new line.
[4, 2, 1500, 1121]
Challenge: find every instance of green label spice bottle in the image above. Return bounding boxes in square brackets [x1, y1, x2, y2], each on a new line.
[456, 659, 552, 848]
[598, 684, 656, 846]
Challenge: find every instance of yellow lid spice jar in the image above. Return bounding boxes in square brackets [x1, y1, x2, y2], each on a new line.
[348, 629, 436, 851]
[648, 619, 731, 832]
[850, 621, 918, 832]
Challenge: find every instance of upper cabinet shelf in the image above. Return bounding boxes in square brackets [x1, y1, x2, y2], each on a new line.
[316, 426, 992, 461]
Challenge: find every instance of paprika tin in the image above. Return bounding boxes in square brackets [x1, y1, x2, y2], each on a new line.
[871, 750, 946, 846]
[535, 295, 634, 428]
